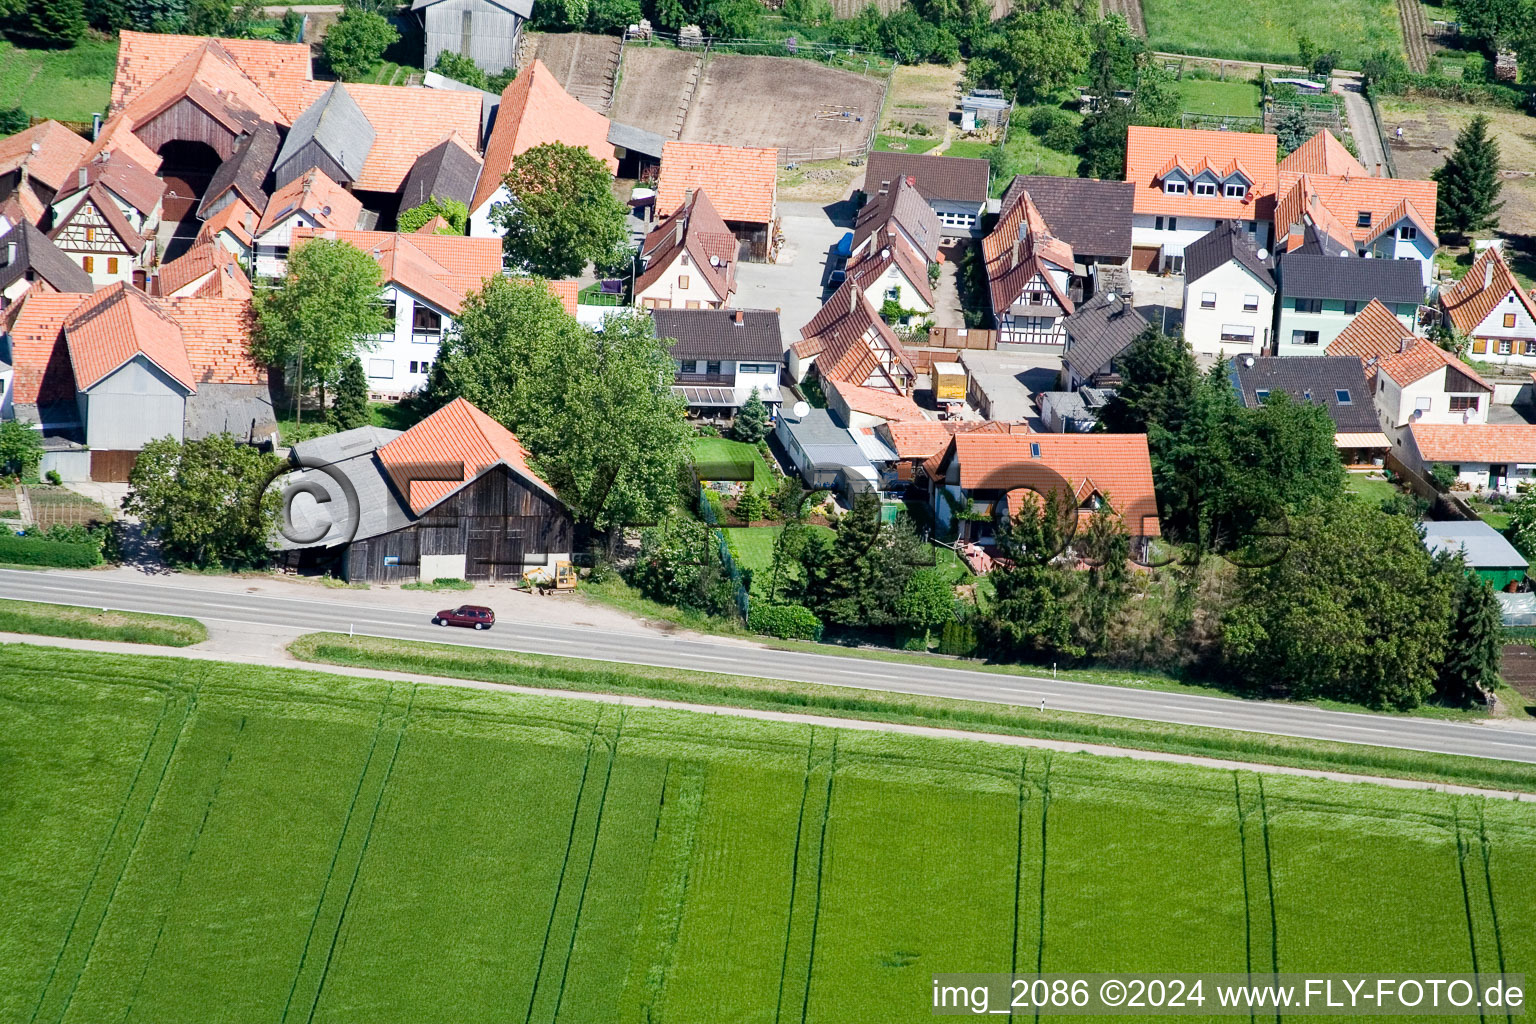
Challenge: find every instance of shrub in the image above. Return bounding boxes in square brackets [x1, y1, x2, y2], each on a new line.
[1041, 122, 1079, 154]
[323, 8, 399, 81]
[45, 469, 62, 485]
[0, 533, 102, 568]
[1026, 105, 1074, 135]
[431, 50, 487, 89]
[937, 619, 978, 656]
[749, 602, 823, 640]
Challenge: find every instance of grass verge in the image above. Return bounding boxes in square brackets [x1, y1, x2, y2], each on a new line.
[0, 598, 206, 646]
[288, 632, 1536, 792]
[401, 577, 474, 592]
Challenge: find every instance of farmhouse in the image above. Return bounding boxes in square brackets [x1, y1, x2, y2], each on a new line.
[413, 0, 531, 75]
[1274, 253, 1423, 356]
[252, 170, 364, 278]
[1229, 355, 1389, 466]
[1180, 219, 1274, 358]
[852, 175, 941, 264]
[1400, 423, 1536, 493]
[863, 151, 989, 237]
[47, 183, 153, 288]
[791, 279, 915, 394]
[1329, 299, 1492, 431]
[653, 306, 784, 414]
[983, 188, 1075, 345]
[469, 60, 616, 237]
[656, 142, 778, 261]
[1438, 247, 1536, 366]
[281, 397, 572, 582]
[1124, 126, 1278, 274]
[997, 175, 1135, 295]
[1, 284, 274, 480]
[152, 241, 252, 300]
[923, 431, 1160, 544]
[293, 227, 502, 397]
[635, 189, 737, 310]
[844, 227, 934, 318]
[0, 222, 94, 309]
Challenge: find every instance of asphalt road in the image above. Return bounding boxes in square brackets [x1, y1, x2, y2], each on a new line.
[5, 569, 1536, 766]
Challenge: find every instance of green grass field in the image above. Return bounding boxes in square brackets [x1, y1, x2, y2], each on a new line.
[0, 599, 206, 646]
[872, 133, 942, 154]
[1177, 78, 1263, 117]
[690, 437, 774, 493]
[5, 644, 1534, 1023]
[0, 37, 117, 123]
[1143, 0, 1404, 67]
[1344, 474, 1401, 505]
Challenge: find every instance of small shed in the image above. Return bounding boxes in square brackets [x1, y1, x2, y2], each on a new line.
[932, 361, 966, 403]
[961, 90, 1011, 130]
[1422, 519, 1529, 590]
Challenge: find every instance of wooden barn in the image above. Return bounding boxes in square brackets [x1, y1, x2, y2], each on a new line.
[280, 398, 573, 583]
[412, 0, 531, 75]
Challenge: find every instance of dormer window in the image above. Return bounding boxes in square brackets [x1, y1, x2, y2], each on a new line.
[1164, 180, 1187, 195]
[1255, 389, 1270, 403]
[1225, 183, 1247, 198]
[1193, 181, 1217, 196]
[1356, 211, 1372, 228]
[1399, 225, 1417, 240]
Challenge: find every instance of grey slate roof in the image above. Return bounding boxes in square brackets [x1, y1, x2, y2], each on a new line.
[609, 121, 666, 161]
[1061, 291, 1149, 379]
[852, 176, 942, 262]
[653, 307, 783, 361]
[399, 138, 483, 212]
[1278, 252, 1425, 305]
[780, 407, 872, 474]
[0, 221, 93, 294]
[1230, 355, 1381, 433]
[199, 121, 279, 219]
[864, 152, 989, 204]
[280, 426, 412, 549]
[999, 176, 1135, 261]
[412, 0, 532, 16]
[184, 383, 277, 443]
[1184, 220, 1275, 289]
[276, 83, 376, 184]
[1423, 520, 1529, 571]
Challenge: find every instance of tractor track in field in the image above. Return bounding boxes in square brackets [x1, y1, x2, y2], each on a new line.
[1010, 755, 1029, 977]
[120, 715, 247, 1024]
[304, 686, 417, 1024]
[1256, 777, 1281, 997]
[775, 733, 819, 1024]
[1034, 757, 1052, 980]
[1398, 0, 1430, 73]
[1473, 809, 1515, 1024]
[35, 674, 201, 1024]
[1452, 807, 1489, 1002]
[799, 734, 839, 1024]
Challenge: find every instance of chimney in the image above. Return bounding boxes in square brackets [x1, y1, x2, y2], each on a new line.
[684, 187, 696, 204]
[1399, 336, 1408, 354]
[3, 240, 13, 266]
[78, 166, 87, 190]
[1375, 163, 1383, 176]
[905, 175, 916, 188]
[1011, 237, 1021, 267]
[1484, 257, 1495, 290]
[734, 309, 744, 326]
[878, 179, 891, 195]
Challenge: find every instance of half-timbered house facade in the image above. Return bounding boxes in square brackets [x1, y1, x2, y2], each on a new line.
[47, 186, 150, 287]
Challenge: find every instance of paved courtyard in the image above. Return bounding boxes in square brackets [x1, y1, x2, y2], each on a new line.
[735, 200, 852, 337]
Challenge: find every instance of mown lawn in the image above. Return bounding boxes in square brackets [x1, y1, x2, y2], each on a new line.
[872, 133, 941, 154]
[1143, 0, 1404, 67]
[1344, 473, 1401, 505]
[0, 36, 117, 123]
[0, 599, 206, 646]
[690, 437, 774, 493]
[4, 643, 1533, 1024]
[1177, 78, 1263, 117]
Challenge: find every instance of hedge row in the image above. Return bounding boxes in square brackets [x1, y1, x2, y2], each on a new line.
[748, 602, 823, 640]
[0, 533, 102, 568]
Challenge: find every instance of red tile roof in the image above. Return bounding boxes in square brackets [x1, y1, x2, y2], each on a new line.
[4, 291, 90, 405]
[64, 283, 199, 393]
[1125, 126, 1277, 220]
[1277, 129, 1369, 178]
[257, 169, 363, 234]
[53, 151, 164, 218]
[112, 30, 314, 123]
[118, 37, 287, 132]
[472, 59, 616, 213]
[198, 196, 260, 247]
[166, 296, 265, 385]
[826, 379, 925, 422]
[880, 418, 1027, 460]
[83, 113, 164, 175]
[930, 432, 1160, 534]
[1440, 247, 1536, 336]
[547, 279, 579, 316]
[0, 121, 90, 194]
[657, 141, 777, 225]
[1275, 172, 1437, 250]
[294, 228, 502, 314]
[340, 84, 483, 193]
[1328, 299, 1489, 390]
[1409, 424, 1536, 463]
[157, 242, 253, 300]
[636, 188, 737, 302]
[795, 281, 914, 391]
[983, 188, 1074, 315]
[377, 396, 558, 514]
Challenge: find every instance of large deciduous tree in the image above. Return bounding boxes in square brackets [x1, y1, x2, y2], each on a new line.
[969, 7, 1089, 100]
[423, 277, 690, 527]
[1220, 500, 1452, 708]
[125, 434, 283, 568]
[323, 7, 398, 81]
[493, 142, 628, 279]
[1434, 115, 1503, 237]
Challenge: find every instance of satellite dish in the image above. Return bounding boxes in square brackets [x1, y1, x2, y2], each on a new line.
[792, 401, 810, 419]
[880, 247, 890, 259]
[1105, 292, 1118, 303]
[1255, 248, 1269, 260]
[709, 254, 721, 267]
[1243, 355, 1255, 367]
[1338, 250, 1351, 257]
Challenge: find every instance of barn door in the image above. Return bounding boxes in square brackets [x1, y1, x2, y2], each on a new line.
[90, 450, 137, 482]
[495, 525, 525, 581]
[465, 535, 494, 580]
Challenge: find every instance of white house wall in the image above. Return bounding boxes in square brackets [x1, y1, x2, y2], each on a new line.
[1463, 292, 1536, 366]
[362, 284, 450, 396]
[1132, 214, 1270, 269]
[254, 210, 320, 279]
[469, 185, 510, 239]
[1377, 367, 1489, 429]
[636, 253, 726, 309]
[1180, 261, 1273, 357]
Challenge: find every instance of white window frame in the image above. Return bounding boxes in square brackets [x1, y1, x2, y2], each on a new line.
[1225, 183, 1247, 199]
[1399, 225, 1417, 240]
[368, 358, 395, 379]
[1200, 291, 1216, 309]
[1220, 324, 1255, 343]
[1242, 294, 1259, 312]
[1164, 180, 1187, 195]
[1193, 181, 1217, 197]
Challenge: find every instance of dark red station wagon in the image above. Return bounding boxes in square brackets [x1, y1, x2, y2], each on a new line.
[432, 605, 496, 629]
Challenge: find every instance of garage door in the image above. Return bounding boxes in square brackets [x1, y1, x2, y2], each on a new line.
[90, 450, 137, 482]
[1131, 245, 1161, 273]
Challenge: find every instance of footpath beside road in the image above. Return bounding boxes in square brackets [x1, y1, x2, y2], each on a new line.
[6, 629, 1532, 801]
[1336, 79, 1390, 174]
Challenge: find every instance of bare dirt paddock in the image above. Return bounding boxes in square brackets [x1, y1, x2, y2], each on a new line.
[679, 55, 884, 159]
[609, 46, 700, 137]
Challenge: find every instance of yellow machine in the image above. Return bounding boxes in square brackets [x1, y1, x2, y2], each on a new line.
[523, 561, 578, 591]
[932, 361, 967, 404]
